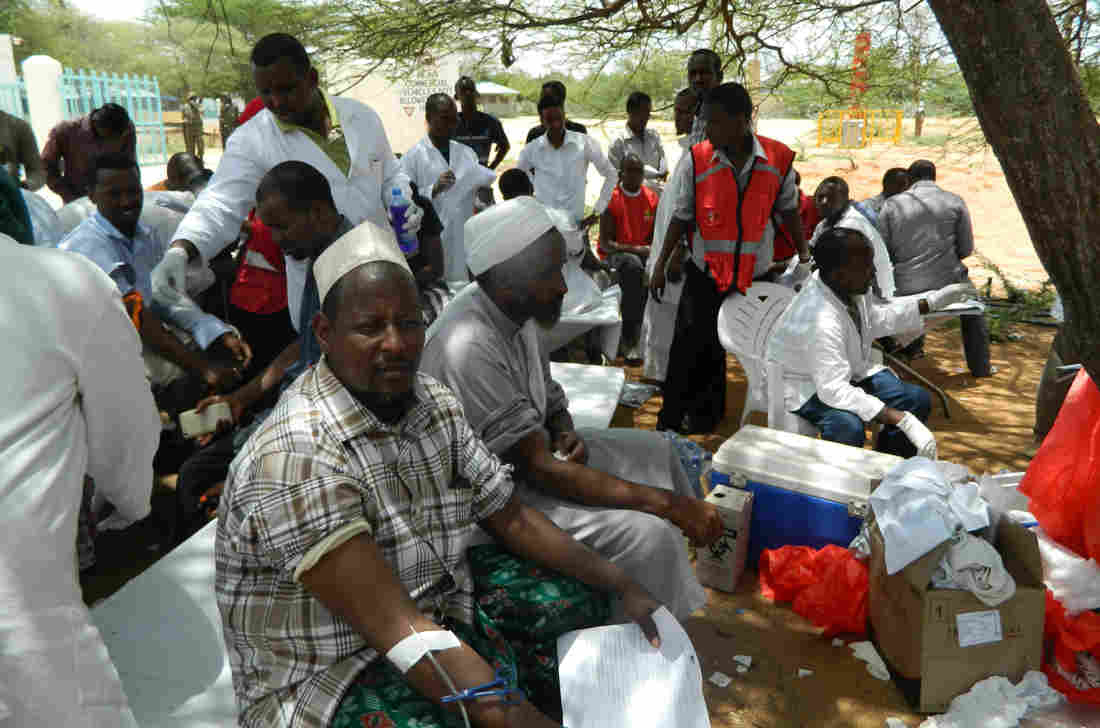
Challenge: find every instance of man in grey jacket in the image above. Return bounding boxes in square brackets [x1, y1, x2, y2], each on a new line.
[878, 159, 991, 377]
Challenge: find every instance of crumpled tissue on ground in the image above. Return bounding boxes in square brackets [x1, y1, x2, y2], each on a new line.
[870, 457, 991, 575]
[850, 641, 890, 680]
[930, 532, 1016, 606]
[918, 671, 1063, 728]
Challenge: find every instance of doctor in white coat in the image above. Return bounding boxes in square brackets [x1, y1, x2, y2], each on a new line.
[151, 32, 422, 316]
[401, 93, 495, 282]
[0, 238, 160, 726]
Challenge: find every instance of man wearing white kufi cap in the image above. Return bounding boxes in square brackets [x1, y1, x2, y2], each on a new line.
[215, 215, 662, 726]
[422, 196, 723, 620]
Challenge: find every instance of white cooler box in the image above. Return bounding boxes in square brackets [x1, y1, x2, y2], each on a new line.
[710, 425, 903, 567]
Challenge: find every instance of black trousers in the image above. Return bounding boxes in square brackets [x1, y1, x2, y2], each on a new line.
[607, 252, 648, 349]
[659, 261, 727, 432]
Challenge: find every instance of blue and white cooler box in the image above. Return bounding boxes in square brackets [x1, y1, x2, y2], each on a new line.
[709, 425, 903, 567]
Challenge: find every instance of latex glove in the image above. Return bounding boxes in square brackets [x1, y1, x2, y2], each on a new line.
[151, 247, 190, 305]
[396, 184, 424, 237]
[926, 282, 978, 311]
[792, 258, 813, 284]
[896, 412, 937, 459]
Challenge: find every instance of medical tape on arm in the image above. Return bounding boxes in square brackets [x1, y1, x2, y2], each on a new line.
[386, 630, 462, 674]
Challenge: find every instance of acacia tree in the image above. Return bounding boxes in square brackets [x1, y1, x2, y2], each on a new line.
[326, 0, 1098, 379]
[927, 0, 1099, 378]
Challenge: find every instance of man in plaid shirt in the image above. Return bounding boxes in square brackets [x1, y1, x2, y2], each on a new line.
[215, 220, 661, 728]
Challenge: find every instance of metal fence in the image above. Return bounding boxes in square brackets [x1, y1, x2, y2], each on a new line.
[817, 108, 904, 148]
[0, 79, 27, 120]
[61, 68, 168, 164]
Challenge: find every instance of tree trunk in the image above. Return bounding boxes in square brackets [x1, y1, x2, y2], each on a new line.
[927, 0, 1100, 382]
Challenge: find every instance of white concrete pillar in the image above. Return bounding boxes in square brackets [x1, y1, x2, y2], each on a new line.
[22, 55, 64, 151]
[0, 35, 17, 84]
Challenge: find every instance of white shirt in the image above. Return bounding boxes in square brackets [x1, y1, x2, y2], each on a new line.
[0, 240, 159, 726]
[607, 126, 667, 191]
[766, 272, 922, 422]
[516, 130, 616, 223]
[811, 205, 896, 299]
[173, 97, 410, 262]
[401, 137, 495, 282]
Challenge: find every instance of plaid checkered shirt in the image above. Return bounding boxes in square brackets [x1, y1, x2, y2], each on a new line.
[215, 359, 515, 727]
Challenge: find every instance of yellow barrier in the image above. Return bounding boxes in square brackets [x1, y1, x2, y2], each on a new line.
[816, 108, 903, 147]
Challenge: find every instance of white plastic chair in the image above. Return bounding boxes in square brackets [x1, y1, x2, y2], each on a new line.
[716, 282, 808, 431]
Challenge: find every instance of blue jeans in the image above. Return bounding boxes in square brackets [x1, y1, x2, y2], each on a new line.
[794, 370, 932, 458]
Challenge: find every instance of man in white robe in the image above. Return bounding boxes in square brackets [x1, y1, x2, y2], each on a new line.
[421, 197, 723, 619]
[0, 239, 159, 726]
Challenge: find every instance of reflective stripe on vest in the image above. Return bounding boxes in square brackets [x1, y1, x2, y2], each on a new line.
[700, 239, 764, 256]
[692, 136, 795, 294]
[244, 247, 281, 273]
[694, 161, 782, 186]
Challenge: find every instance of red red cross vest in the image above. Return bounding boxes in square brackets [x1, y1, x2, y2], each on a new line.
[691, 135, 795, 294]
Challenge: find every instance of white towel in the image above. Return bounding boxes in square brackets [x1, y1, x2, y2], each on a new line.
[930, 533, 1016, 606]
[870, 458, 991, 574]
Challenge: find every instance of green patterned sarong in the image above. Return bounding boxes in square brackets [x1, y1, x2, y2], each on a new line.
[331, 545, 610, 728]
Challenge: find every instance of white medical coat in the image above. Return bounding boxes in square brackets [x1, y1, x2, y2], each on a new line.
[0, 240, 159, 726]
[811, 204, 896, 299]
[173, 98, 410, 265]
[766, 272, 922, 421]
[400, 137, 495, 282]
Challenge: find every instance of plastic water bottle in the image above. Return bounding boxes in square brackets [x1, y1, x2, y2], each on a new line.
[389, 187, 419, 256]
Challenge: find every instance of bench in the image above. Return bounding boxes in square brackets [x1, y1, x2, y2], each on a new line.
[91, 361, 626, 726]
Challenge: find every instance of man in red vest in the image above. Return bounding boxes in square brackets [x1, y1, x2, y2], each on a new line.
[649, 82, 809, 433]
[599, 154, 659, 363]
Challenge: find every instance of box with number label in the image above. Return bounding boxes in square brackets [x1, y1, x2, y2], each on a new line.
[868, 518, 1046, 713]
[695, 485, 753, 593]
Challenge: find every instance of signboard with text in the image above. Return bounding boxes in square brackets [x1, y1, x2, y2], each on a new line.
[330, 56, 460, 155]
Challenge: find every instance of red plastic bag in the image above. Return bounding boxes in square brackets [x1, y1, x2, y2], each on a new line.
[1021, 371, 1100, 562]
[1043, 591, 1100, 704]
[759, 544, 869, 636]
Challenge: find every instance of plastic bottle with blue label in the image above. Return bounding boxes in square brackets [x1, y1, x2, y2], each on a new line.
[389, 187, 419, 256]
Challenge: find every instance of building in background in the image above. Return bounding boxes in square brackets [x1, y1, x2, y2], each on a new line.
[471, 81, 521, 117]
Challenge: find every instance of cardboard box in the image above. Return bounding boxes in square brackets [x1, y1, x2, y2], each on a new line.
[695, 485, 753, 592]
[868, 519, 1046, 713]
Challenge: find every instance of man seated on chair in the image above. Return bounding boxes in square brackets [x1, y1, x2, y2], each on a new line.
[215, 221, 663, 727]
[766, 226, 976, 457]
[421, 196, 722, 619]
[59, 154, 250, 417]
[860, 167, 909, 219]
[598, 153, 658, 363]
[811, 175, 895, 298]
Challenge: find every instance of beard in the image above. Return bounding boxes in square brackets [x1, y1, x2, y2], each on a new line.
[532, 297, 564, 329]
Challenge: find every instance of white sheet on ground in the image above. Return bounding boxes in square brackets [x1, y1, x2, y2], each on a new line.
[557, 606, 710, 728]
[918, 671, 1063, 728]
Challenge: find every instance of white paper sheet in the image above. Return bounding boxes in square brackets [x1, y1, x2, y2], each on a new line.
[557, 606, 710, 728]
